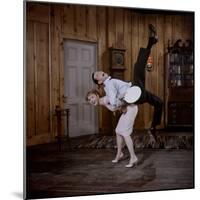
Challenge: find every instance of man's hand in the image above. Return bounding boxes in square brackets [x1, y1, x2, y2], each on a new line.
[119, 105, 127, 114]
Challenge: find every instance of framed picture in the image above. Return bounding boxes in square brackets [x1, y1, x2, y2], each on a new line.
[24, 0, 194, 199]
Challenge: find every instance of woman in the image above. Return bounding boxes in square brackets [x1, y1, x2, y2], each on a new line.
[86, 89, 138, 168]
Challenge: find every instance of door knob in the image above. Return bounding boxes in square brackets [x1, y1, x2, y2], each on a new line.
[62, 95, 68, 103]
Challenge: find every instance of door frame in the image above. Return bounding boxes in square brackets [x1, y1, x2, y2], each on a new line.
[61, 38, 99, 136]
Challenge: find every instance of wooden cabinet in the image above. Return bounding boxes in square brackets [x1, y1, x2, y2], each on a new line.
[165, 40, 194, 129]
[168, 102, 193, 126]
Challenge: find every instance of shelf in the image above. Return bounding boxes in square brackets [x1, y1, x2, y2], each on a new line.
[165, 40, 194, 128]
[169, 62, 193, 65]
[170, 73, 193, 75]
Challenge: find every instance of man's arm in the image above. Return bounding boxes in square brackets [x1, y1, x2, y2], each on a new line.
[104, 103, 118, 112]
[105, 102, 127, 114]
[100, 96, 118, 112]
[105, 81, 125, 108]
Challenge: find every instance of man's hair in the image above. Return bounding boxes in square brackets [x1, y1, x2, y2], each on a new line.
[92, 72, 99, 85]
[85, 89, 100, 101]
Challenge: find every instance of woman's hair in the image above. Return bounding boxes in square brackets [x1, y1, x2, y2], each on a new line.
[85, 89, 100, 101]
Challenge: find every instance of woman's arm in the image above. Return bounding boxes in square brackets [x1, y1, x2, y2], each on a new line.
[99, 97, 128, 113]
[99, 97, 118, 112]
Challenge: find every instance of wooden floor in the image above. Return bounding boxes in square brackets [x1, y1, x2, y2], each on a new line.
[26, 142, 194, 199]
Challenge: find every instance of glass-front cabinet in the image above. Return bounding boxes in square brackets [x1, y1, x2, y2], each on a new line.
[165, 40, 194, 129]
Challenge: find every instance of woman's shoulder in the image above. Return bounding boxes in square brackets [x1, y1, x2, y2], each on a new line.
[99, 96, 108, 105]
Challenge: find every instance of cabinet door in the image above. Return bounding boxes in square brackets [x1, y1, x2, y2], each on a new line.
[168, 102, 193, 126]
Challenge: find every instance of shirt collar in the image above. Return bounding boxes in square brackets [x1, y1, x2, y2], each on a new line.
[104, 76, 111, 86]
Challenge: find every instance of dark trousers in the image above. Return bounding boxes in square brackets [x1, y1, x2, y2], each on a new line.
[133, 48, 163, 129]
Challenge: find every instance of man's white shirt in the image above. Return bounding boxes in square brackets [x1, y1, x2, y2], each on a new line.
[103, 76, 132, 109]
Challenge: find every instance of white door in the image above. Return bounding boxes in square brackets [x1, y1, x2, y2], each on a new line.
[64, 40, 98, 137]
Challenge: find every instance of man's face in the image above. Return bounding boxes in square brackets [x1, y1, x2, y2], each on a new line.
[94, 71, 108, 84]
[88, 93, 99, 106]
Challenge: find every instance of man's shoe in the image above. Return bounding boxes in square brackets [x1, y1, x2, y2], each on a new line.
[148, 24, 158, 45]
[149, 24, 157, 38]
[147, 128, 157, 147]
[149, 37, 158, 45]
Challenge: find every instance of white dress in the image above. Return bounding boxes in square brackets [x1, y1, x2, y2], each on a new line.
[101, 96, 138, 137]
[115, 104, 138, 137]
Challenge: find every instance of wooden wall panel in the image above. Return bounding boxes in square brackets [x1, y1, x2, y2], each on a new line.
[51, 5, 62, 137]
[26, 3, 52, 145]
[27, 3, 49, 23]
[183, 14, 194, 41]
[26, 21, 36, 137]
[97, 7, 107, 71]
[138, 14, 148, 128]
[124, 10, 132, 81]
[131, 12, 141, 129]
[35, 22, 50, 135]
[75, 5, 86, 36]
[173, 15, 184, 43]
[147, 15, 157, 93]
[115, 8, 124, 49]
[164, 15, 173, 51]
[62, 5, 75, 34]
[172, 14, 193, 44]
[107, 7, 116, 48]
[96, 7, 112, 133]
[86, 6, 97, 40]
[146, 14, 157, 128]
[156, 15, 165, 128]
[131, 12, 140, 80]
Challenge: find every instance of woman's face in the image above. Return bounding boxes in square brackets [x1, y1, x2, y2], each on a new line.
[88, 93, 99, 106]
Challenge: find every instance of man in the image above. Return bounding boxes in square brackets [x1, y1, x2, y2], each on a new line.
[92, 24, 163, 138]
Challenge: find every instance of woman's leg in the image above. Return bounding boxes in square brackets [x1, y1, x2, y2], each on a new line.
[124, 135, 138, 167]
[112, 134, 124, 163]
